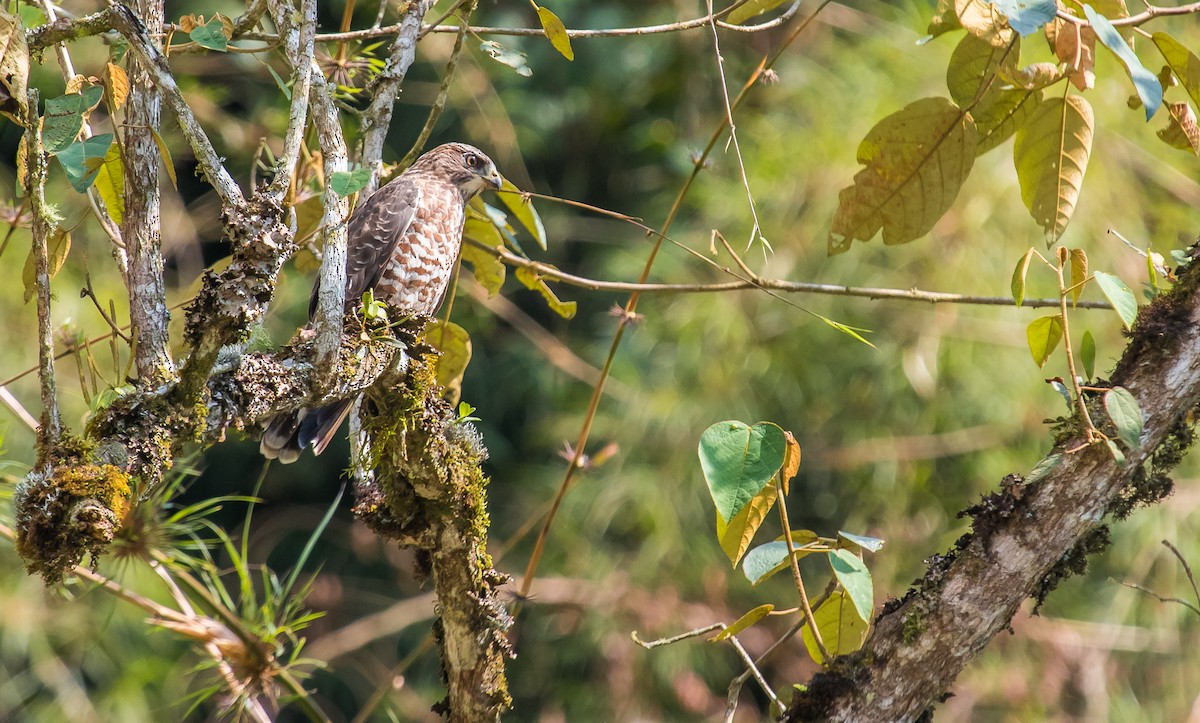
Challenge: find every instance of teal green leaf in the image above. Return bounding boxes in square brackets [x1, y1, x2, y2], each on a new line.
[480, 40, 532, 77]
[699, 420, 787, 523]
[837, 531, 885, 553]
[829, 549, 874, 621]
[42, 86, 104, 154]
[1093, 271, 1138, 329]
[1104, 386, 1143, 449]
[329, 167, 371, 197]
[56, 133, 114, 192]
[989, 0, 1055, 36]
[1084, 5, 1161, 120]
[743, 542, 790, 585]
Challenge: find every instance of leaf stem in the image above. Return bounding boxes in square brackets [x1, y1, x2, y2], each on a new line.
[775, 480, 828, 660]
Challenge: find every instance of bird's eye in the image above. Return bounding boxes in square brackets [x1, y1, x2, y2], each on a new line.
[464, 152, 481, 169]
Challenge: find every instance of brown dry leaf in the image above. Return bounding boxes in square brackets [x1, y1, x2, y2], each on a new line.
[1157, 101, 1200, 154]
[105, 62, 129, 111]
[1054, 20, 1096, 91]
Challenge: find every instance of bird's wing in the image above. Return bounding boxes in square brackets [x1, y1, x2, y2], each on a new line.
[308, 178, 422, 319]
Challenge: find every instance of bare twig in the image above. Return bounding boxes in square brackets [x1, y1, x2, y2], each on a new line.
[25, 91, 61, 448]
[266, 0, 317, 201]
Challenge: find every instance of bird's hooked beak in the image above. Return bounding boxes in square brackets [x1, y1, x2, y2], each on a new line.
[485, 168, 503, 190]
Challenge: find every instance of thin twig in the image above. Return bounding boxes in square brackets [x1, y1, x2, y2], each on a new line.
[631, 623, 724, 649]
[399, 0, 475, 168]
[26, 90, 61, 448]
[776, 481, 828, 660]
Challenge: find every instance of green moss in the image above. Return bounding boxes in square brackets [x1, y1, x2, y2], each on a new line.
[55, 464, 132, 522]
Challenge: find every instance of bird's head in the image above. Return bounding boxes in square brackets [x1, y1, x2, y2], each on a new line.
[414, 142, 503, 200]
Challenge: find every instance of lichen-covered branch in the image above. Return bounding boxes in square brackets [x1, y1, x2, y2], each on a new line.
[264, 0, 316, 201]
[24, 90, 60, 446]
[786, 257, 1200, 721]
[359, 0, 435, 193]
[354, 352, 512, 721]
[122, 0, 175, 386]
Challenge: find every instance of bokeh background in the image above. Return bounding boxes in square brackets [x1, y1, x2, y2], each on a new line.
[1, 0, 1198, 720]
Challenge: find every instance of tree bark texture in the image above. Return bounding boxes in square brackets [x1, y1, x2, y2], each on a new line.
[787, 258, 1200, 721]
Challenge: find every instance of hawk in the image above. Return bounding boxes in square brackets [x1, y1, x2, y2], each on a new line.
[260, 142, 502, 463]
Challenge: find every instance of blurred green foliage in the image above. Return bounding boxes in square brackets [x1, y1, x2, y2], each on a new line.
[1, 0, 1198, 720]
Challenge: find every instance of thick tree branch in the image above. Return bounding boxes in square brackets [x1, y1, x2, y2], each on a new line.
[787, 258, 1200, 721]
[359, 0, 435, 192]
[122, 0, 175, 386]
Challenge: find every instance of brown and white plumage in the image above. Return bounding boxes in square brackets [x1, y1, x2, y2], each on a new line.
[260, 143, 502, 463]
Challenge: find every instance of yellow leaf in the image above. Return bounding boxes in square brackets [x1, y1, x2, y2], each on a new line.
[1069, 248, 1088, 307]
[93, 142, 125, 225]
[22, 229, 71, 303]
[64, 73, 88, 95]
[15, 133, 27, 195]
[715, 480, 777, 567]
[178, 14, 198, 33]
[460, 240, 506, 297]
[426, 321, 472, 405]
[1153, 32, 1200, 111]
[515, 266, 576, 319]
[955, 0, 1013, 47]
[710, 604, 775, 642]
[781, 431, 801, 495]
[536, 7, 573, 61]
[727, 0, 791, 25]
[946, 34, 1040, 155]
[829, 97, 977, 254]
[1013, 96, 1094, 245]
[149, 128, 178, 188]
[801, 590, 869, 664]
[105, 62, 129, 110]
[1157, 101, 1200, 154]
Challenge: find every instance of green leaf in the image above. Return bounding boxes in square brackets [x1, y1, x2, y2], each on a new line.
[829, 549, 874, 622]
[837, 530, 885, 553]
[1105, 438, 1126, 466]
[1026, 315, 1063, 367]
[150, 128, 178, 189]
[801, 590, 869, 664]
[1104, 386, 1143, 450]
[56, 133, 114, 192]
[426, 321, 472, 405]
[480, 40, 532, 77]
[742, 533, 820, 586]
[535, 6, 573, 61]
[828, 97, 976, 254]
[42, 87, 104, 154]
[989, 0, 1056, 36]
[946, 35, 1041, 155]
[1152, 32, 1200, 111]
[22, 229, 70, 303]
[1093, 270, 1138, 329]
[728, 0, 793, 25]
[189, 15, 229, 52]
[715, 481, 777, 567]
[329, 167, 372, 197]
[698, 420, 788, 523]
[1049, 378, 1072, 411]
[497, 178, 548, 250]
[1069, 248, 1088, 307]
[1011, 247, 1034, 307]
[1084, 5, 1161, 120]
[1026, 452, 1063, 483]
[1013, 96, 1094, 245]
[514, 266, 576, 318]
[926, 0, 961, 40]
[460, 242, 506, 297]
[93, 142, 124, 225]
[1080, 329, 1096, 379]
[710, 604, 775, 642]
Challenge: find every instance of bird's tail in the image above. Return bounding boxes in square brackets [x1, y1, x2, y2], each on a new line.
[259, 399, 355, 463]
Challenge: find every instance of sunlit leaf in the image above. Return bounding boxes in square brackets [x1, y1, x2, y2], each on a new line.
[93, 141, 125, 225]
[829, 97, 976, 253]
[497, 178, 547, 250]
[956, 0, 1014, 47]
[22, 228, 71, 303]
[926, 0, 962, 39]
[1069, 248, 1087, 307]
[104, 62, 129, 111]
[1104, 386, 1143, 449]
[780, 431, 801, 495]
[1152, 32, 1200, 111]
[742, 533, 821, 586]
[801, 590, 869, 664]
[1093, 270, 1138, 329]
[481, 40, 532, 77]
[514, 266, 576, 318]
[946, 35, 1041, 154]
[989, 0, 1055, 36]
[460, 241, 506, 297]
[1157, 101, 1200, 154]
[1084, 5, 1161, 120]
[998, 62, 1066, 91]
[829, 549, 873, 622]
[698, 420, 787, 523]
[427, 321, 472, 405]
[710, 604, 775, 642]
[728, 0, 793, 25]
[1013, 95, 1094, 245]
[56, 133, 114, 192]
[1011, 247, 1034, 307]
[1080, 329, 1096, 379]
[1026, 315, 1063, 367]
[330, 167, 372, 198]
[42, 87, 104, 154]
[535, 6, 573, 61]
[0, 9, 30, 122]
[715, 480, 777, 567]
[1053, 20, 1096, 91]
